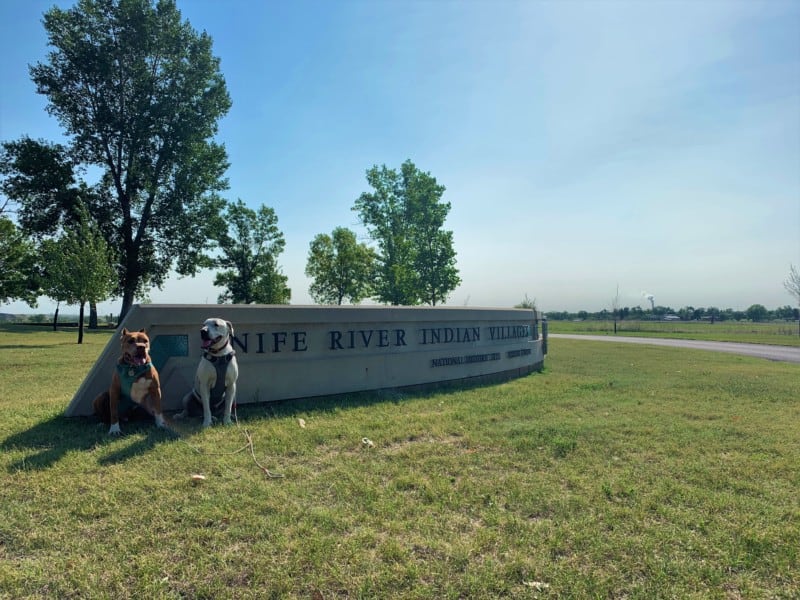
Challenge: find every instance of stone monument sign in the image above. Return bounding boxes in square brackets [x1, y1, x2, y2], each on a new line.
[66, 304, 546, 416]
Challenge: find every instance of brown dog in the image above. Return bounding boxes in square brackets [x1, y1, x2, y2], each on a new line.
[93, 328, 166, 435]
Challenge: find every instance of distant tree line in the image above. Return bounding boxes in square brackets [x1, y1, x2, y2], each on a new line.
[545, 304, 799, 323]
[0, 0, 460, 343]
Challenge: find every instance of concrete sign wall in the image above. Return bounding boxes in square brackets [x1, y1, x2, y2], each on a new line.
[66, 304, 545, 417]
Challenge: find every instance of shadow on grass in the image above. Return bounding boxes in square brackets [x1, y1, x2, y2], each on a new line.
[2, 413, 98, 471]
[232, 369, 541, 422]
[2, 369, 543, 471]
[96, 421, 178, 466]
[1, 410, 176, 471]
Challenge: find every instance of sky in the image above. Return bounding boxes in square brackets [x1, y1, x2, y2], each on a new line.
[1, 0, 799, 316]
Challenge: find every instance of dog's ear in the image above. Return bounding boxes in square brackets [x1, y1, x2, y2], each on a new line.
[120, 328, 130, 338]
[138, 328, 146, 333]
[226, 321, 234, 337]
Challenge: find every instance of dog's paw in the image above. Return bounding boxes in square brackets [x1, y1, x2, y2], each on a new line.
[223, 416, 233, 426]
[108, 423, 122, 436]
[202, 418, 214, 428]
[155, 414, 166, 428]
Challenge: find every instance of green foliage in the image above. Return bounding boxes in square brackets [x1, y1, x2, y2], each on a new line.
[0, 217, 40, 306]
[354, 163, 416, 305]
[0, 328, 798, 598]
[214, 199, 290, 304]
[745, 303, 769, 322]
[305, 227, 375, 305]
[403, 162, 460, 305]
[353, 160, 460, 305]
[514, 293, 537, 311]
[40, 208, 117, 342]
[7, 0, 232, 319]
[0, 138, 82, 236]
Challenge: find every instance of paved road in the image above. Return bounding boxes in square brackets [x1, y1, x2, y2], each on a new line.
[549, 334, 800, 364]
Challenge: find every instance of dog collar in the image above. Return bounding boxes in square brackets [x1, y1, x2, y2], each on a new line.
[203, 350, 235, 364]
[117, 361, 153, 377]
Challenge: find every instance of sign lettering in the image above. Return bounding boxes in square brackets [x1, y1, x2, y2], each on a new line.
[229, 323, 533, 367]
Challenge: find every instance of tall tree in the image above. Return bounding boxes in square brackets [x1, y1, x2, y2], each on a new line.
[785, 264, 800, 306]
[214, 199, 290, 304]
[40, 208, 117, 343]
[306, 227, 375, 305]
[0, 218, 40, 307]
[404, 162, 460, 305]
[0, 137, 109, 326]
[13, 0, 231, 320]
[785, 264, 800, 336]
[353, 160, 460, 305]
[354, 164, 416, 305]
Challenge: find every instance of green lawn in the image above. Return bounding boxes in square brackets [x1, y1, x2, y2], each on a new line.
[547, 318, 800, 346]
[0, 325, 798, 598]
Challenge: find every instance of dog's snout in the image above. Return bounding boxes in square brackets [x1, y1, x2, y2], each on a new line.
[200, 328, 211, 340]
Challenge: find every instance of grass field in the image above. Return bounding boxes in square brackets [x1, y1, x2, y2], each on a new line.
[0, 324, 798, 599]
[546, 319, 800, 347]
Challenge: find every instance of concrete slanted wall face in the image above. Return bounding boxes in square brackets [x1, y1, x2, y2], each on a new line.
[66, 304, 545, 417]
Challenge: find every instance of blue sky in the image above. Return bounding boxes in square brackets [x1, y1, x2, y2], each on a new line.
[1, 0, 798, 315]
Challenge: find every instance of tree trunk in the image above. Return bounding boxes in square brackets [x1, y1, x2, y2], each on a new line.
[77, 302, 85, 344]
[52, 303, 60, 331]
[119, 241, 140, 323]
[89, 301, 98, 329]
[120, 281, 137, 324]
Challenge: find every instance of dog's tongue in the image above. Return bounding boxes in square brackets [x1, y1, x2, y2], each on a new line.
[132, 355, 147, 366]
[202, 338, 213, 349]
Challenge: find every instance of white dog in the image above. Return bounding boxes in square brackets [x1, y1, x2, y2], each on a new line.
[178, 318, 239, 427]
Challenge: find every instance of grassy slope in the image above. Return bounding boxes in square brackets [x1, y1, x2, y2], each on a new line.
[0, 325, 798, 599]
